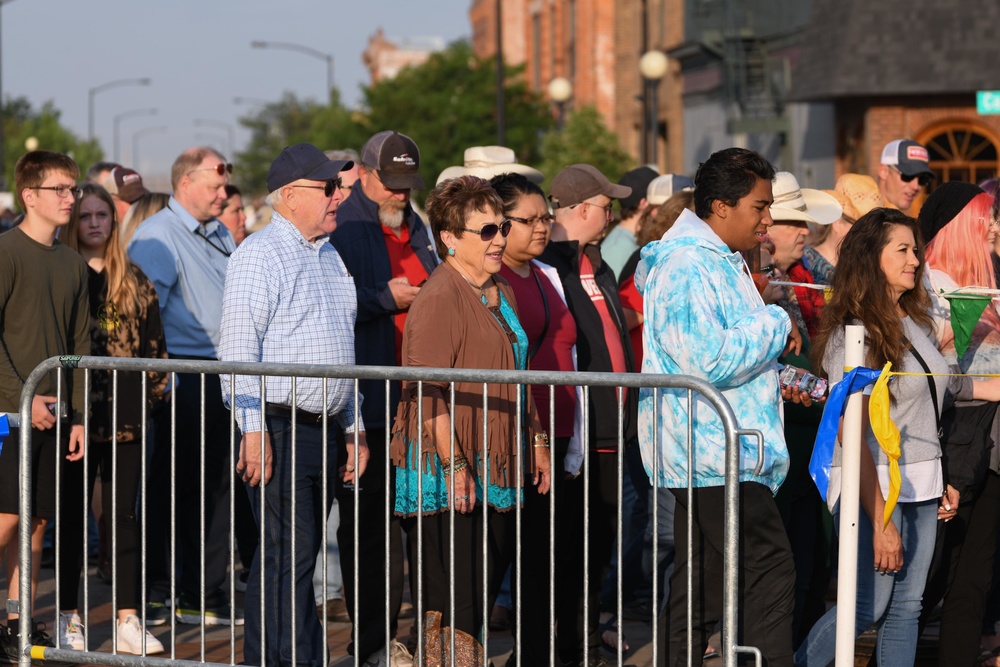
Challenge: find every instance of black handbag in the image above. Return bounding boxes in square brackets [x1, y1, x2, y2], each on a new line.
[909, 343, 997, 500]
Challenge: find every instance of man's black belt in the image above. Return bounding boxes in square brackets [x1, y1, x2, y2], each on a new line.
[264, 402, 331, 425]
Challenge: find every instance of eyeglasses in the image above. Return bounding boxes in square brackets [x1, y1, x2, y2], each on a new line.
[291, 178, 344, 198]
[576, 201, 614, 220]
[758, 264, 777, 279]
[33, 185, 82, 200]
[508, 213, 554, 227]
[889, 165, 933, 188]
[188, 163, 234, 177]
[463, 219, 512, 242]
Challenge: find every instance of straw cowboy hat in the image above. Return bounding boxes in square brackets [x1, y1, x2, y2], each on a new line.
[825, 173, 883, 222]
[770, 171, 842, 225]
[436, 146, 544, 185]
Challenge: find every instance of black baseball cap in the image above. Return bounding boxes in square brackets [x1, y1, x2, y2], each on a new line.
[266, 143, 352, 192]
[360, 131, 425, 190]
[617, 167, 659, 211]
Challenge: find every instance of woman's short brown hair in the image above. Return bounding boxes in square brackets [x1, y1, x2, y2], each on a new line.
[425, 175, 504, 258]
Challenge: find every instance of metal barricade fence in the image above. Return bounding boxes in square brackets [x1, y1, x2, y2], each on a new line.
[11, 355, 755, 667]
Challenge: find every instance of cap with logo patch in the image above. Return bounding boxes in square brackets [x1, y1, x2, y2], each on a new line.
[106, 167, 149, 204]
[360, 131, 425, 190]
[880, 139, 934, 178]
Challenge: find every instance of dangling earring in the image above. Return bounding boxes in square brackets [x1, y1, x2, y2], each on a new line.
[447, 247, 455, 256]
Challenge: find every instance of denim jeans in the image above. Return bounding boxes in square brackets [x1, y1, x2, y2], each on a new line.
[311, 498, 343, 602]
[244, 416, 337, 667]
[794, 498, 937, 667]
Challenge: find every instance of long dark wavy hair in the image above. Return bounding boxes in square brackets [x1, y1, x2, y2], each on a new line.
[812, 207, 933, 378]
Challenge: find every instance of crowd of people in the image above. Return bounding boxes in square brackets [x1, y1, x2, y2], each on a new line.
[0, 132, 998, 667]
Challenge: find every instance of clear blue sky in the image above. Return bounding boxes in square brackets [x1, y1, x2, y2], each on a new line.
[2, 0, 471, 183]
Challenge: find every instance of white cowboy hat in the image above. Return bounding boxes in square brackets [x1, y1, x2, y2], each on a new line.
[770, 171, 842, 225]
[436, 146, 544, 185]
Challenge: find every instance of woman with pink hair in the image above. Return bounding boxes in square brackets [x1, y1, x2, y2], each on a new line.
[917, 181, 1000, 666]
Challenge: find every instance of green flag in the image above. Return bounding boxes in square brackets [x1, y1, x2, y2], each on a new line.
[944, 294, 993, 358]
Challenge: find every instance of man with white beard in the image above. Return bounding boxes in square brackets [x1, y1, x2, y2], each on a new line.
[329, 130, 436, 667]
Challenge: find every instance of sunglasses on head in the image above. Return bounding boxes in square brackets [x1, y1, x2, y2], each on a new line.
[890, 165, 933, 187]
[291, 178, 343, 198]
[463, 219, 512, 242]
[188, 162, 234, 177]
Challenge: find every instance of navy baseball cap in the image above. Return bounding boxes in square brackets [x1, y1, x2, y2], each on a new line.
[267, 143, 353, 192]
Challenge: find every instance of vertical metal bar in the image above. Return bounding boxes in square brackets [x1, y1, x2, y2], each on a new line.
[651, 387, 659, 667]
[55, 368, 64, 641]
[229, 373, 237, 658]
[17, 370, 37, 667]
[384, 379, 392, 662]
[582, 385, 590, 664]
[291, 380, 298, 667]
[199, 374, 207, 661]
[111, 370, 119, 653]
[259, 375, 267, 667]
[481, 383, 489, 667]
[548, 384, 555, 667]
[169, 371, 177, 657]
[141, 371, 149, 655]
[616, 386, 624, 667]
[351, 379, 361, 667]
[686, 389, 694, 667]
[81, 370, 91, 650]
[416, 381, 425, 667]
[514, 381, 523, 667]
[446, 382, 454, 667]
[320, 378, 329, 667]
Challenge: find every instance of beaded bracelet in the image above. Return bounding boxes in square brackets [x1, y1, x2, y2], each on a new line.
[442, 455, 468, 476]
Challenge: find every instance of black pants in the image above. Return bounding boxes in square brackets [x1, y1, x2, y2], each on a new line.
[337, 427, 406, 662]
[666, 483, 794, 667]
[412, 503, 515, 638]
[58, 442, 141, 610]
[921, 470, 1000, 667]
[146, 372, 234, 599]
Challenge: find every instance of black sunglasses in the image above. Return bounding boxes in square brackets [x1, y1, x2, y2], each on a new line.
[890, 165, 933, 188]
[463, 219, 512, 242]
[291, 178, 343, 198]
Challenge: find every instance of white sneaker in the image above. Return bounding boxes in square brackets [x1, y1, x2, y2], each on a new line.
[116, 615, 164, 655]
[58, 612, 85, 650]
[363, 641, 413, 667]
[389, 640, 413, 667]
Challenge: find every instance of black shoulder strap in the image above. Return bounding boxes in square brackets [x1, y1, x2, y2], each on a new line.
[907, 342, 940, 429]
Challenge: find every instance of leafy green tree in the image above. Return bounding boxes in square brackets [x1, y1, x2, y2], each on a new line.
[362, 40, 553, 204]
[2, 97, 103, 195]
[537, 106, 635, 192]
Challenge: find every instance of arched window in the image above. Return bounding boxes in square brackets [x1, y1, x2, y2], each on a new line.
[918, 121, 1000, 186]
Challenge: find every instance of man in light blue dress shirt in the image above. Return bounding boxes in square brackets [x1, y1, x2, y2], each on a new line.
[128, 147, 243, 624]
[220, 143, 370, 667]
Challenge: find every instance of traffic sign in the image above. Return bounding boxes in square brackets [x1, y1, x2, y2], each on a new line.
[977, 91, 1000, 115]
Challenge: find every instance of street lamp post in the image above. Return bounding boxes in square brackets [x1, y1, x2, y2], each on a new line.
[639, 50, 669, 169]
[88, 77, 152, 141]
[233, 96, 271, 107]
[113, 108, 157, 163]
[132, 126, 167, 168]
[194, 119, 235, 158]
[251, 41, 334, 100]
[547, 77, 573, 132]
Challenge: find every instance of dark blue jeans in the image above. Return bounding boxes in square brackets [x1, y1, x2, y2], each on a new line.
[243, 416, 338, 667]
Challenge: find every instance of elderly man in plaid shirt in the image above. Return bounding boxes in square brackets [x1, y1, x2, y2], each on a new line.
[220, 143, 370, 667]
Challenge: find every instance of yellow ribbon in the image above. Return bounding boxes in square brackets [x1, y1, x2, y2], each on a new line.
[868, 362, 901, 528]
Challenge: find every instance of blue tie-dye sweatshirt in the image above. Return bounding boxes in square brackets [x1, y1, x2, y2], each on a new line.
[635, 209, 791, 494]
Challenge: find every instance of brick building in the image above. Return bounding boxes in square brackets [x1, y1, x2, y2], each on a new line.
[468, 0, 686, 173]
[792, 0, 1000, 205]
[363, 29, 446, 84]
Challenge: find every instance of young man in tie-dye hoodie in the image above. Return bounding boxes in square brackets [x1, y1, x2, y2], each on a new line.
[635, 147, 801, 667]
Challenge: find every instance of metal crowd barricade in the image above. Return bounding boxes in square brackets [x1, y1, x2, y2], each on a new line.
[12, 355, 754, 667]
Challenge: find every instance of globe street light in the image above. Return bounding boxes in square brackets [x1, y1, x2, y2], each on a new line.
[639, 50, 669, 167]
[251, 40, 334, 100]
[88, 77, 152, 142]
[113, 108, 157, 163]
[547, 77, 573, 132]
[131, 125, 167, 168]
[194, 119, 234, 158]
